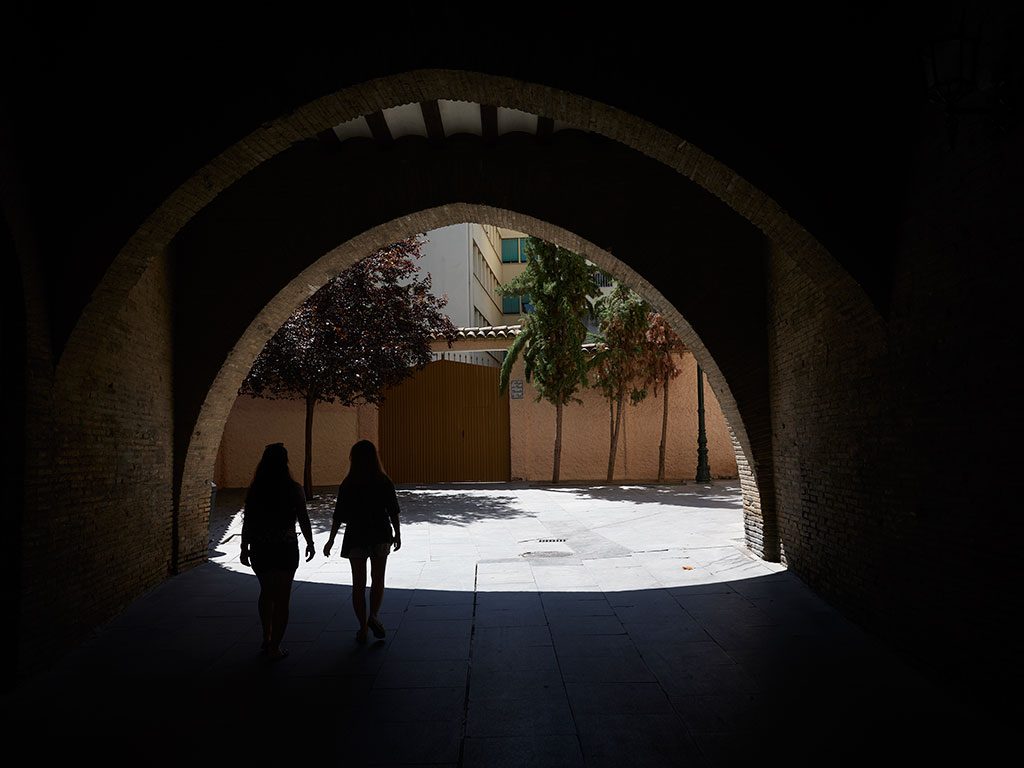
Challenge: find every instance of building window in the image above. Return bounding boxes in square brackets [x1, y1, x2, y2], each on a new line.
[500, 237, 530, 263]
[501, 238, 519, 263]
[502, 294, 533, 315]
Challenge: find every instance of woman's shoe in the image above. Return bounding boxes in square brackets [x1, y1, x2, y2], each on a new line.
[368, 616, 386, 639]
[266, 647, 290, 662]
[355, 628, 369, 645]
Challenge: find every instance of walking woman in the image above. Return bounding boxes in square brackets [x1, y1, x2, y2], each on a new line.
[240, 442, 315, 659]
[324, 440, 401, 644]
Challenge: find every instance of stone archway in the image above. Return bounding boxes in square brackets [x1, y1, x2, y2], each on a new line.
[32, 70, 887, 668]
[162, 121, 786, 573]
[176, 205, 759, 571]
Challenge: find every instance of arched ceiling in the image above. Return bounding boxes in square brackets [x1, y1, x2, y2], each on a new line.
[7, 3, 1014, 354]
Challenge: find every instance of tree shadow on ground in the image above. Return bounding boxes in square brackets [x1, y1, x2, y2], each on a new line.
[210, 482, 743, 559]
[210, 485, 532, 548]
[540, 481, 743, 510]
[392, 486, 528, 526]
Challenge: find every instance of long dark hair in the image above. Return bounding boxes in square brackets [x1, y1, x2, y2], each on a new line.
[342, 439, 387, 487]
[245, 442, 296, 514]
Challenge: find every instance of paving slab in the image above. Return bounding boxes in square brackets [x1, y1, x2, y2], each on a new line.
[2, 481, 983, 765]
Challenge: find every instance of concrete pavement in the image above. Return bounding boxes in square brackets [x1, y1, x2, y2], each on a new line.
[3, 483, 986, 765]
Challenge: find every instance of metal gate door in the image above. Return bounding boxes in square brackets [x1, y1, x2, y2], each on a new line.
[379, 360, 511, 483]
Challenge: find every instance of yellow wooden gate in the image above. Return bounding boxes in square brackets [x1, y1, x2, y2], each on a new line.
[379, 360, 511, 483]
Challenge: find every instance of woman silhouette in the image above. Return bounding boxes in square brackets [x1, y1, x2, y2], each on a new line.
[324, 440, 401, 644]
[240, 442, 315, 659]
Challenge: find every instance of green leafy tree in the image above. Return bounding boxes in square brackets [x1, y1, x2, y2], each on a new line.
[498, 238, 598, 482]
[641, 312, 686, 482]
[241, 237, 457, 498]
[591, 283, 651, 481]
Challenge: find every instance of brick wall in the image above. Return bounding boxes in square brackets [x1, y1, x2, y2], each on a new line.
[19, 251, 174, 672]
[884, 120, 1021, 701]
[768, 241, 891, 604]
[766, 119, 1023, 700]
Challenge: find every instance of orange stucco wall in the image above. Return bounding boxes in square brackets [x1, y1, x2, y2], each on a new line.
[508, 352, 737, 482]
[215, 352, 736, 487]
[214, 396, 377, 488]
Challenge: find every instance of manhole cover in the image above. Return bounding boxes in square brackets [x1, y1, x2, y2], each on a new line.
[521, 550, 574, 558]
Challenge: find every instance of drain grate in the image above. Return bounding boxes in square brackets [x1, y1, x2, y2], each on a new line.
[537, 538, 566, 543]
[521, 550, 574, 558]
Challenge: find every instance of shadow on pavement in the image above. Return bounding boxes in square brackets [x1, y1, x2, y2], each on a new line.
[543, 482, 743, 510]
[0, 564, 997, 766]
[211, 485, 552, 550]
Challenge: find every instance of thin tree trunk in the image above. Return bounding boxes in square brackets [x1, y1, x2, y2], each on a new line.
[303, 396, 315, 500]
[658, 372, 670, 482]
[553, 402, 563, 483]
[607, 393, 624, 482]
[602, 399, 610, 448]
[607, 399, 614, 478]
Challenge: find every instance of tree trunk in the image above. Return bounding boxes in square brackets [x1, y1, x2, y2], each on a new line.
[607, 393, 624, 482]
[303, 396, 315, 500]
[607, 399, 614, 478]
[602, 397, 610, 450]
[552, 402, 563, 483]
[658, 372, 670, 482]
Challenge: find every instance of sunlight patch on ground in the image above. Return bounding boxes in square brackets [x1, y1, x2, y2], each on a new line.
[211, 483, 782, 592]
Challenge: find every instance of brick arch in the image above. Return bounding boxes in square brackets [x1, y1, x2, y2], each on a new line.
[177, 205, 759, 567]
[51, 69, 884, 579]
[56, 69, 882, 381]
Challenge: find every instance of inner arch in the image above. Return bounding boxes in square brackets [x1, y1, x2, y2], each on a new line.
[179, 206, 762, 571]
[167, 129, 778, 570]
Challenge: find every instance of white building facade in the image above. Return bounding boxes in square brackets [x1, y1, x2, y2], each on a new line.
[417, 223, 531, 366]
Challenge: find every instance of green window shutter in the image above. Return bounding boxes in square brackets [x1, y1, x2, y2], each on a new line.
[502, 294, 521, 314]
[501, 239, 519, 263]
[519, 237, 529, 262]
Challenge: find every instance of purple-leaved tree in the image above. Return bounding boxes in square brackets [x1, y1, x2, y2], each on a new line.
[241, 237, 457, 498]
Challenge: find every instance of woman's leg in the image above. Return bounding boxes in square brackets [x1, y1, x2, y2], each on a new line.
[350, 556, 368, 637]
[267, 569, 295, 655]
[256, 572, 273, 648]
[369, 554, 388, 620]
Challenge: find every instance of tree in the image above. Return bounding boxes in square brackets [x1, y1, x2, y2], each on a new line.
[240, 237, 457, 498]
[590, 283, 651, 481]
[498, 238, 598, 483]
[641, 312, 686, 482]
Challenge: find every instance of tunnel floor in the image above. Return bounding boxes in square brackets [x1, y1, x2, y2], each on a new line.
[5, 483, 984, 765]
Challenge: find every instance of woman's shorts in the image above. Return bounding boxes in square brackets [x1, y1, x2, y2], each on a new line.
[344, 541, 392, 560]
[250, 540, 299, 574]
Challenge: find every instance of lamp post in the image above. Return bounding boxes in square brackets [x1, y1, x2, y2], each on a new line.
[695, 365, 711, 483]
